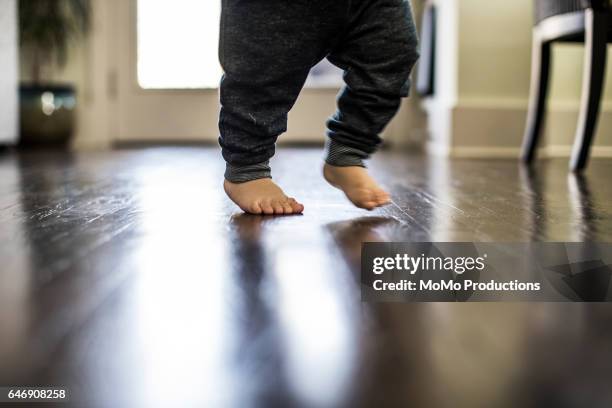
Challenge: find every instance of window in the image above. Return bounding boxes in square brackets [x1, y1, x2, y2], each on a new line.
[137, 0, 342, 89]
[137, 0, 222, 89]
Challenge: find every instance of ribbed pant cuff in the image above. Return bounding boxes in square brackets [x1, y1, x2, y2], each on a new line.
[324, 139, 369, 168]
[225, 161, 272, 183]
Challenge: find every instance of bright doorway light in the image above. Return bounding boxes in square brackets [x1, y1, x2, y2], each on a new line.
[137, 0, 342, 89]
[137, 0, 222, 89]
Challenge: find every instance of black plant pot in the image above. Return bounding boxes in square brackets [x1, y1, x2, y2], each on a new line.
[19, 83, 77, 148]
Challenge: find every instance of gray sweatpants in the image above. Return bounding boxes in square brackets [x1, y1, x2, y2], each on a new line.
[219, 0, 420, 182]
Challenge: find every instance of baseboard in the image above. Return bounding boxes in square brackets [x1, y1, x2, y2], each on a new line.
[448, 146, 521, 158]
[591, 146, 612, 157]
[425, 99, 612, 158]
[547, 144, 612, 158]
[437, 145, 612, 159]
[72, 138, 113, 151]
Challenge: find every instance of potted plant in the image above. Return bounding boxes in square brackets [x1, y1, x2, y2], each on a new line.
[19, 0, 91, 147]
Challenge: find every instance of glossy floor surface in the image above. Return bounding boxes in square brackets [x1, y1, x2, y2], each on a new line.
[1, 147, 612, 408]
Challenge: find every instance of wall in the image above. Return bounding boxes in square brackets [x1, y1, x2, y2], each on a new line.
[19, 0, 427, 151]
[19, 1, 612, 156]
[0, 0, 18, 145]
[427, 0, 612, 158]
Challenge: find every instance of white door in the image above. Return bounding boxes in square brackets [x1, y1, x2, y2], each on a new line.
[111, 0, 342, 144]
[113, 0, 221, 142]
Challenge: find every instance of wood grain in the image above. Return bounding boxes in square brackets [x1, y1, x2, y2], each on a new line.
[1, 147, 611, 407]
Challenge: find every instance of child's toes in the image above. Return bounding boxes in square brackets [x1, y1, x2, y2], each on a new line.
[375, 191, 391, 205]
[281, 200, 294, 214]
[272, 201, 285, 214]
[363, 190, 382, 210]
[261, 200, 274, 215]
[362, 201, 377, 210]
[288, 198, 304, 213]
[249, 201, 263, 214]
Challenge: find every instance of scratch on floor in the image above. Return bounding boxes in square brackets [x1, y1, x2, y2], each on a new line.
[389, 199, 432, 234]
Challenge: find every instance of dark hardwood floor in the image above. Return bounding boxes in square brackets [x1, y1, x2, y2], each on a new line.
[1, 146, 612, 408]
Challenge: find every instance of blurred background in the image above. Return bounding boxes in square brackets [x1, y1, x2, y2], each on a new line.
[2, 0, 612, 157]
[2, 1, 612, 407]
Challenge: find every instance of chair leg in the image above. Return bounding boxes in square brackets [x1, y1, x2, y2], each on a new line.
[521, 34, 551, 164]
[570, 9, 608, 172]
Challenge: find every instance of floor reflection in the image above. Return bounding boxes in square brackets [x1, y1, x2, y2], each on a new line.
[227, 214, 292, 407]
[1, 148, 612, 408]
[326, 217, 436, 407]
[518, 304, 612, 407]
[520, 165, 548, 241]
[0, 154, 33, 382]
[568, 173, 598, 241]
[230, 213, 360, 408]
[327, 216, 399, 274]
[130, 167, 235, 407]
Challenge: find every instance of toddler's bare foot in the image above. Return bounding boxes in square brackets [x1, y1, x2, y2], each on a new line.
[323, 164, 391, 210]
[224, 178, 304, 215]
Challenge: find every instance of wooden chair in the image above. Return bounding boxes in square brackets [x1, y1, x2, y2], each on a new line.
[521, 0, 611, 172]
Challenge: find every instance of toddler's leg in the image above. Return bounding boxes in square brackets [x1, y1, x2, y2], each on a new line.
[324, 0, 420, 210]
[219, 0, 345, 214]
